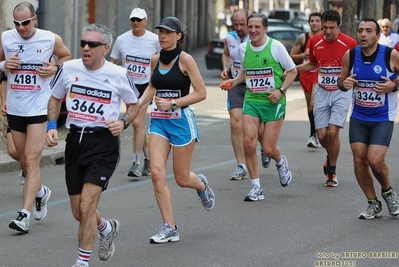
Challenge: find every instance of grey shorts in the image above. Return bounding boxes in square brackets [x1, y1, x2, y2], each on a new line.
[227, 83, 246, 110]
[313, 85, 352, 129]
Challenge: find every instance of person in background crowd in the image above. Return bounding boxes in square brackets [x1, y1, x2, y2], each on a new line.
[393, 14, 399, 34]
[378, 18, 399, 48]
[110, 7, 161, 178]
[290, 12, 322, 148]
[296, 9, 357, 187]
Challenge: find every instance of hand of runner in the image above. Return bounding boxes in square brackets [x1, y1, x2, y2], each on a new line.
[46, 129, 59, 147]
[344, 74, 357, 90]
[375, 76, 396, 94]
[219, 80, 233, 90]
[106, 119, 124, 137]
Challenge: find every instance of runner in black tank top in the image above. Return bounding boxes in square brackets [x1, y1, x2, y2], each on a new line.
[137, 16, 215, 244]
[151, 55, 191, 105]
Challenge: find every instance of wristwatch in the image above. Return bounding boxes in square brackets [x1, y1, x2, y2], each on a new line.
[171, 100, 178, 110]
[279, 86, 287, 94]
[121, 118, 130, 130]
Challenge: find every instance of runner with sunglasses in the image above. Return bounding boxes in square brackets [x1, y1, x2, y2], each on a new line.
[0, 1, 71, 233]
[110, 7, 161, 179]
[46, 23, 141, 267]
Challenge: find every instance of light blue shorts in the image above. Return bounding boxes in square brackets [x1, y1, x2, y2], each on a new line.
[149, 107, 200, 146]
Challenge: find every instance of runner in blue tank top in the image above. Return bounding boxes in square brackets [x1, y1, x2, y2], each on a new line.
[338, 18, 399, 220]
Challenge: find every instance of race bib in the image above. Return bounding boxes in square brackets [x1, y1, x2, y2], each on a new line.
[318, 67, 341, 90]
[245, 67, 276, 93]
[66, 85, 112, 123]
[125, 55, 151, 80]
[355, 80, 385, 108]
[9, 63, 44, 91]
[150, 89, 182, 119]
[230, 61, 241, 78]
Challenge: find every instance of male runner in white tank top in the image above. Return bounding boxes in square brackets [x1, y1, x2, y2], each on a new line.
[0, 1, 71, 234]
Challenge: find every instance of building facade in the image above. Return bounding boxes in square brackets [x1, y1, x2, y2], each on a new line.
[6, 0, 216, 58]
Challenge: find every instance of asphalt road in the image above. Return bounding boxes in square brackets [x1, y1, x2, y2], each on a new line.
[0, 48, 399, 267]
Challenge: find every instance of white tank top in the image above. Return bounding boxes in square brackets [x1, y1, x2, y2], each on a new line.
[2, 29, 55, 116]
[225, 31, 249, 78]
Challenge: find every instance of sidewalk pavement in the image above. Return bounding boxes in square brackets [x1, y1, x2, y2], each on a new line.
[0, 46, 215, 174]
[0, 140, 66, 174]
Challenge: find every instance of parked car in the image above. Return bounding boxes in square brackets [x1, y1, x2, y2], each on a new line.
[268, 18, 296, 28]
[269, 8, 307, 22]
[205, 26, 304, 71]
[205, 39, 225, 70]
[290, 18, 311, 32]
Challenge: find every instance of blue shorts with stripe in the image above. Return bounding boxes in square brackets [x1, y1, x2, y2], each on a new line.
[149, 107, 200, 146]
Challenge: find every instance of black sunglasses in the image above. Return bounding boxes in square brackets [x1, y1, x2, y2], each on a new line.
[80, 40, 107, 48]
[130, 17, 143, 23]
[13, 16, 35, 26]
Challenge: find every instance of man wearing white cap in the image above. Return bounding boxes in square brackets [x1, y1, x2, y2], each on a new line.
[111, 7, 161, 178]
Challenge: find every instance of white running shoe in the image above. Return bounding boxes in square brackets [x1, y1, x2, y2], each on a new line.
[34, 185, 52, 221]
[382, 189, 399, 216]
[307, 136, 320, 148]
[359, 200, 383, 220]
[230, 165, 247, 180]
[277, 155, 292, 187]
[150, 222, 180, 244]
[71, 261, 87, 267]
[9, 211, 29, 233]
[244, 186, 264, 201]
[19, 170, 25, 185]
[198, 174, 215, 211]
[98, 219, 120, 261]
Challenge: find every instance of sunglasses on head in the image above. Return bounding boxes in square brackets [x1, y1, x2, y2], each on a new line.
[13, 16, 35, 26]
[130, 17, 143, 23]
[80, 40, 107, 48]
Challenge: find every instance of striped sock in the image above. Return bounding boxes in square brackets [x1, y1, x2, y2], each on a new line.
[98, 218, 112, 237]
[77, 248, 91, 266]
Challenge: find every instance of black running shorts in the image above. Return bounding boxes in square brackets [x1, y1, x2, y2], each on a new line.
[65, 128, 120, 195]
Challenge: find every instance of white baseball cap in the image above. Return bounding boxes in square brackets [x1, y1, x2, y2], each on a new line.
[129, 8, 147, 19]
